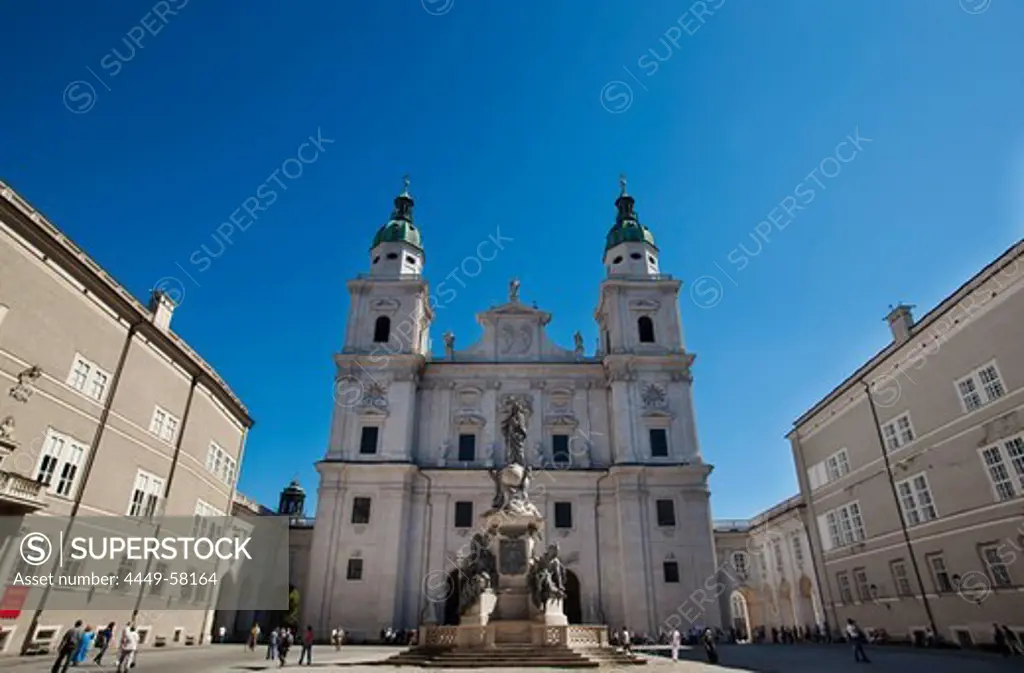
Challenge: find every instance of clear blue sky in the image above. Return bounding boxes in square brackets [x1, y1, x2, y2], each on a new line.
[2, 2, 1022, 519]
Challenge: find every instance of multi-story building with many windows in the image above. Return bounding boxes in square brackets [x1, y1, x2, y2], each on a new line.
[714, 495, 825, 640]
[0, 182, 253, 654]
[303, 180, 720, 640]
[789, 239, 1024, 647]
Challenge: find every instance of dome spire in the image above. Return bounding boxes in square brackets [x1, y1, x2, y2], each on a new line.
[614, 173, 639, 226]
[605, 175, 656, 252]
[390, 173, 414, 223]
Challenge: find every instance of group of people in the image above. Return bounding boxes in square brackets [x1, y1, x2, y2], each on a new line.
[613, 626, 719, 665]
[51, 620, 139, 673]
[254, 625, 313, 667]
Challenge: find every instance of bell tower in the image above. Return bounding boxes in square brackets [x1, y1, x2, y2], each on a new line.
[594, 177, 700, 464]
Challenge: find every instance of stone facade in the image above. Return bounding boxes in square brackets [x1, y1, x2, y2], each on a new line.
[789, 240, 1024, 647]
[713, 495, 824, 639]
[302, 183, 720, 641]
[0, 182, 252, 654]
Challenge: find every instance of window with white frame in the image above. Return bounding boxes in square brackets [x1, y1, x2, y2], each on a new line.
[979, 434, 1024, 501]
[955, 360, 1006, 412]
[825, 448, 850, 482]
[927, 553, 953, 592]
[36, 429, 89, 497]
[731, 551, 748, 577]
[853, 567, 870, 602]
[194, 499, 225, 540]
[790, 533, 805, 567]
[836, 572, 853, 603]
[882, 412, 915, 451]
[822, 501, 866, 550]
[205, 442, 236, 486]
[149, 406, 180, 443]
[128, 470, 165, 518]
[66, 353, 111, 402]
[890, 559, 912, 596]
[895, 472, 938, 526]
[980, 545, 1013, 587]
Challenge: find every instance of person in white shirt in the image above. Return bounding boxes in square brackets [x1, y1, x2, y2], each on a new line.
[116, 625, 139, 673]
[620, 626, 632, 654]
[670, 628, 681, 661]
[218, 625, 227, 643]
[846, 618, 871, 663]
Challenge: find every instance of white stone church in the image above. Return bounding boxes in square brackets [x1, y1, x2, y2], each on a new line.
[302, 180, 721, 639]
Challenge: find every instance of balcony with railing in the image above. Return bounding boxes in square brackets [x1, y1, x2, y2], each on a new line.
[0, 470, 47, 513]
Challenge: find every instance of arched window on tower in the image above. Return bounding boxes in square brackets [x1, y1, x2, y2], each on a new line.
[637, 316, 655, 343]
[373, 316, 391, 343]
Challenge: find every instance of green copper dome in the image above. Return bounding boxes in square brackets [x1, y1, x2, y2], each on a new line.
[605, 188, 657, 252]
[372, 218, 422, 250]
[371, 181, 424, 251]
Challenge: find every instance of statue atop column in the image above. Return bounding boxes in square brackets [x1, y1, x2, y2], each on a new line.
[487, 396, 539, 517]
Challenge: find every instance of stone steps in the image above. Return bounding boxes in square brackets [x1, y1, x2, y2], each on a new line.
[379, 645, 645, 668]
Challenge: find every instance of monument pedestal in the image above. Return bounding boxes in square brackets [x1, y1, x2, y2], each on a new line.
[397, 397, 641, 665]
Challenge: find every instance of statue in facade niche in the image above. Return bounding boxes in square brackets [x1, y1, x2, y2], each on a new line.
[0, 416, 15, 442]
[9, 365, 42, 403]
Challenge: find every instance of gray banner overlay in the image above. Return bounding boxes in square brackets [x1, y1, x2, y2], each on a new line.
[0, 515, 289, 611]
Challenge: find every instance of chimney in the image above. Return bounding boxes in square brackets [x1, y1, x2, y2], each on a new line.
[885, 303, 915, 344]
[149, 290, 177, 332]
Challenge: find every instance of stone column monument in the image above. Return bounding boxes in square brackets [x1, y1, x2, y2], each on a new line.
[447, 395, 570, 646]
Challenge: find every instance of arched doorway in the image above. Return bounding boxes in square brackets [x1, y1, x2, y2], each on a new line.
[443, 570, 463, 626]
[564, 570, 582, 624]
[729, 590, 751, 641]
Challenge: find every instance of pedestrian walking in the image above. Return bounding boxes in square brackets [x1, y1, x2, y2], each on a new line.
[702, 628, 718, 664]
[72, 625, 95, 665]
[620, 626, 632, 655]
[51, 620, 83, 673]
[846, 619, 870, 664]
[278, 628, 293, 668]
[249, 623, 261, 651]
[218, 625, 227, 643]
[116, 625, 139, 673]
[93, 622, 116, 666]
[266, 628, 279, 660]
[298, 626, 314, 665]
[670, 627, 681, 662]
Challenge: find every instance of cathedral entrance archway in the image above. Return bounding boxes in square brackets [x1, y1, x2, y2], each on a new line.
[564, 570, 582, 624]
[443, 570, 463, 626]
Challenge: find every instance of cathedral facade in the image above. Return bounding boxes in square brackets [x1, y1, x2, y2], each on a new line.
[302, 180, 721, 639]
